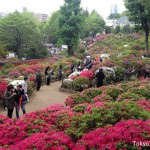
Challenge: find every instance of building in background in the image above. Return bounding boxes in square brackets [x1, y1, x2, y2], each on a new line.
[23, 7, 27, 12]
[110, 4, 118, 14]
[35, 13, 48, 22]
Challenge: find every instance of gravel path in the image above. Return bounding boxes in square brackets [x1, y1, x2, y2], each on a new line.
[0, 81, 71, 118]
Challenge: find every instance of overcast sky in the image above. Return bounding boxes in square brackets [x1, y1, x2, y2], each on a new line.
[0, 0, 126, 19]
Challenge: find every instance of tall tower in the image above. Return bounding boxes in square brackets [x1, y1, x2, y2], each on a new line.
[110, 4, 118, 14]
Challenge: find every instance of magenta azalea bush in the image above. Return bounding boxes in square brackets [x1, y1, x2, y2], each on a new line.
[80, 70, 95, 80]
[74, 120, 150, 150]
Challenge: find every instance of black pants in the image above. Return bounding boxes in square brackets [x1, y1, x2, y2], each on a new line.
[97, 81, 103, 87]
[36, 82, 41, 91]
[46, 77, 51, 85]
[7, 108, 14, 118]
[144, 72, 150, 79]
[59, 75, 62, 81]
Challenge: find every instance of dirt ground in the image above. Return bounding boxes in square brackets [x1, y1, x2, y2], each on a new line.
[0, 81, 71, 118]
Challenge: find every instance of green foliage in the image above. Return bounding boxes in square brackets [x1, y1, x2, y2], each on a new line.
[117, 92, 144, 101]
[124, 0, 150, 52]
[107, 88, 123, 100]
[82, 89, 102, 100]
[105, 26, 111, 34]
[58, 0, 82, 56]
[2, 63, 14, 69]
[73, 76, 90, 91]
[0, 11, 47, 59]
[129, 88, 150, 100]
[0, 41, 6, 58]
[46, 11, 61, 43]
[114, 66, 125, 82]
[65, 101, 150, 141]
[82, 10, 105, 37]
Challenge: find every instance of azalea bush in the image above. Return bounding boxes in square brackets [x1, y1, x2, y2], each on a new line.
[117, 92, 145, 102]
[73, 76, 90, 92]
[74, 120, 150, 150]
[65, 101, 150, 141]
[80, 70, 95, 80]
[0, 79, 7, 98]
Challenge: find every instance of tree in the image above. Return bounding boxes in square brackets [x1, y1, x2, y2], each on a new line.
[124, 0, 150, 56]
[58, 0, 82, 56]
[46, 11, 61, 44]
[105, 26, 112, 34]
[0, 11, 47, 58]
[82, 10, 105, 38]
[0, 41, 6, 58]
[113, 25, 121, 34]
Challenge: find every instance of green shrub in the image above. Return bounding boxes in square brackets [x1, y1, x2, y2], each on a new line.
[107, 88, 123, 100]
[2, 63, 14, 69]
[114, 66, 125, 82]
[73, 76, 90, 91]
[82, 89, 102, 100]
[73, 103, 88, 114]
[117, 92, 144, 101]
[65, 101, 150, 141]
[129, 88, 150, 100]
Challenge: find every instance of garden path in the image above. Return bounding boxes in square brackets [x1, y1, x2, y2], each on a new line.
[0, 81, 71, 118]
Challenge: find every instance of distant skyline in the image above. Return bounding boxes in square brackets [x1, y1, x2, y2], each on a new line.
[0, 0, 126, 19]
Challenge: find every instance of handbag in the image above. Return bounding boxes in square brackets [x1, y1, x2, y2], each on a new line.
[22, 94, 27, 102]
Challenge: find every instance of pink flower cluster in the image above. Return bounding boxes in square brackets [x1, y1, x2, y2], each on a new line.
[9, 69, 21, 78]
[9, 132, 75, 150]
[23, 68, 35, 75]
[74, 120, 150, 150]
[0, 79, 7, 97]
[86, 102, 105, 114]
[80, 70, 95, 79]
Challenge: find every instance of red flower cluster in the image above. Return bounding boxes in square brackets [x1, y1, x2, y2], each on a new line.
[74, 120, 150, 150]
[0, 79, 7, 97]
[80, 70, 94, 79]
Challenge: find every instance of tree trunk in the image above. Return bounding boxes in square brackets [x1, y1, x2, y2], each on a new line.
[145, 30, 150, 57]
[68, 45, 74, 56]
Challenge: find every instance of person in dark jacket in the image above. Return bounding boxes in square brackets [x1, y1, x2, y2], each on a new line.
[36, 69, 42, 91]
[14, 84, 25, 119]
[5, 84, 16, 118]
[70, 61, 75, 73]
[58, 65, 63, 81]
[45, 66, 52, 85]
[96, 68, 105, 87]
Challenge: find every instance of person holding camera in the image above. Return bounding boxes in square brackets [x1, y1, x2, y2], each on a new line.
[5, 84, 16, 118]
[14, 84, 26, 119]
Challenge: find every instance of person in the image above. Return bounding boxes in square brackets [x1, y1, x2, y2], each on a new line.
[95, 68, 105, 87]
[5, 84, 16, 118]
[144, 64, 150, 79]
[58, 65, 63, 81]
[70, 61, 75, 73]
[36, 69, 42, 91]
[100, 57, 103, 62]
[22, 76, 29, 102]
[77, 61, 81, 71]
[45, 66, 52, 85]
[14, 84, 26, 119]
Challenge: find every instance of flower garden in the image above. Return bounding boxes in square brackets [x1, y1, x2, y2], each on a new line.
[0, 34, 150, 149]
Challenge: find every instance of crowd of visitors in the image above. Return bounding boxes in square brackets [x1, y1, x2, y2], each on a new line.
[5, 76, 28, 119]
[4, 57, 149, 119]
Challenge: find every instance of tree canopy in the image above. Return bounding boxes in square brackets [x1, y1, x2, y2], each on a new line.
[82, 10, 105, 38]
[124, 0, 150, 56]
[0, 11, 47, 59]
[58, 0, 82, 56]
